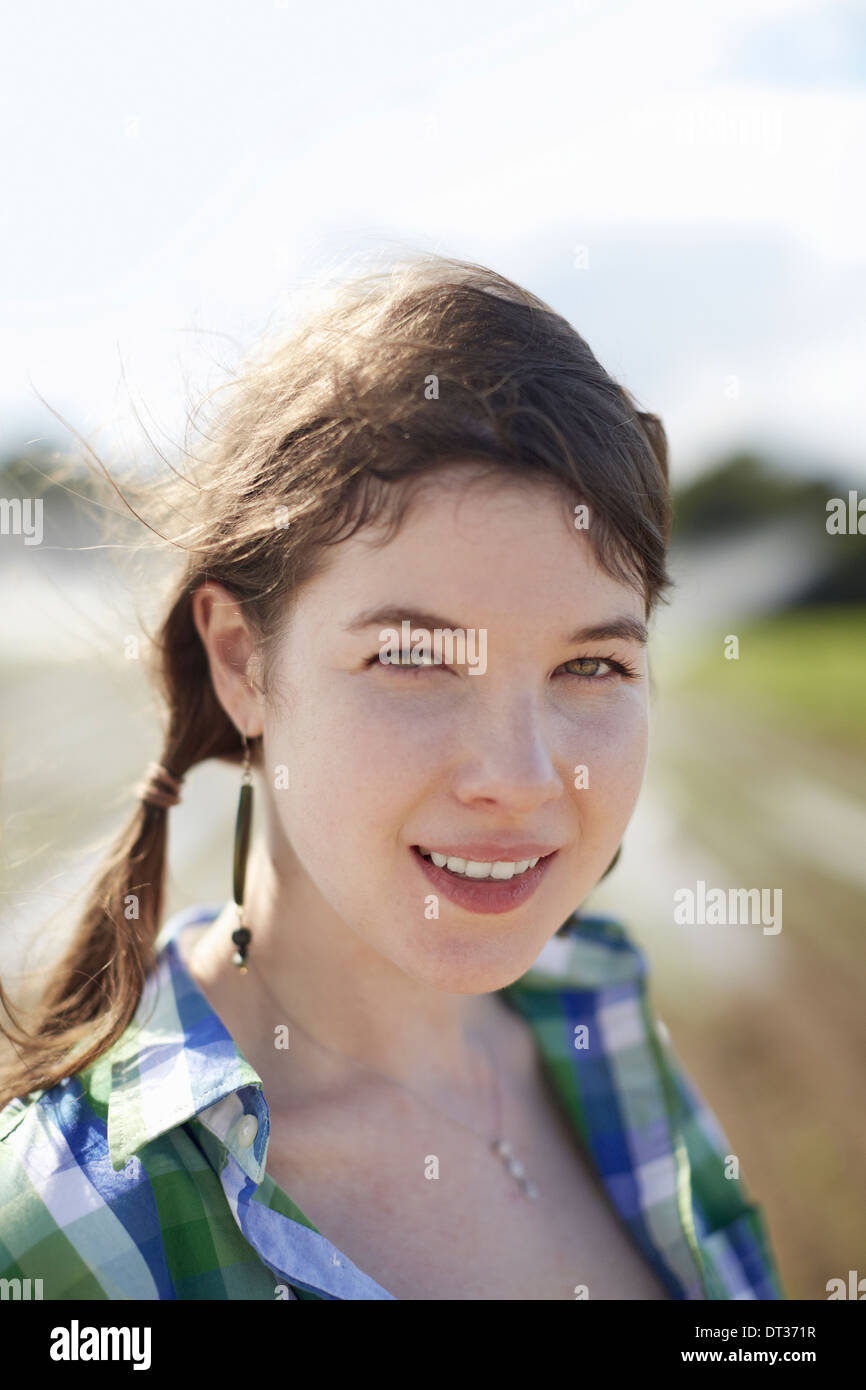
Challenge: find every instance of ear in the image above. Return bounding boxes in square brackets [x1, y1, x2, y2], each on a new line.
[190, 582, 265, 738]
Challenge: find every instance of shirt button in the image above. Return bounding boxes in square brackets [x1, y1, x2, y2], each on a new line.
[237, 1115, 258, 1148]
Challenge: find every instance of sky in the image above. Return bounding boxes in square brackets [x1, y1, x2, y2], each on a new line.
[1, 0, 864, 483]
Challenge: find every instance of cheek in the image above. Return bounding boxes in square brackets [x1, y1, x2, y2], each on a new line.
[290, 679, 451, 798]
[567, 694, 648, 825]
[262, 684, 420, 850]
[265, 675, 648, 835]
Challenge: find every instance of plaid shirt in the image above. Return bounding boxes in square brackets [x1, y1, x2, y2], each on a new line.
[0, 903, 785, 1300]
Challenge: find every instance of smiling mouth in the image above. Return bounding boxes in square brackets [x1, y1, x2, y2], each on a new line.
[412, 846, 552, 881]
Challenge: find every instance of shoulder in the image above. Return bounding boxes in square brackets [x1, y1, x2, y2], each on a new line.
[0, 911, 279, 1301]
[515, 910, 786, 1299]
[648, 1018, 787, 1299]
[0, 1045, 271, 1300]
[0, 1069, 170, 1298]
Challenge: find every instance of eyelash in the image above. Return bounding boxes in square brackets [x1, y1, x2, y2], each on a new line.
[364, 652, 640, 682]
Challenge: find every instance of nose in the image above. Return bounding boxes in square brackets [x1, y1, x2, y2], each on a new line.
[451, 692, 563, 815]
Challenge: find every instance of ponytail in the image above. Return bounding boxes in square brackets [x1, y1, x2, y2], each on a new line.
[0, 584, 243, 1110]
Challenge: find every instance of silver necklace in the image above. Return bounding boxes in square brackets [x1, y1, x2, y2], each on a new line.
[243, 947, 540, 1200]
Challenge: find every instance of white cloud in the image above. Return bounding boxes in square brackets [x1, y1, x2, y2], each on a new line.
[0, 0, 862, 479]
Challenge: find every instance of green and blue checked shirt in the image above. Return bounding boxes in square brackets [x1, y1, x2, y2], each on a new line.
[0, 903, 785, 1300]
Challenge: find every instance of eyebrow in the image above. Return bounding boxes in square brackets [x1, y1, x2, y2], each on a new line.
[343, 606, 648, 646]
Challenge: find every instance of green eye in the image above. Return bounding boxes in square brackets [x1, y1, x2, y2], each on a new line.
[556, 657, 638, 681]
[561, 658, 610, 679]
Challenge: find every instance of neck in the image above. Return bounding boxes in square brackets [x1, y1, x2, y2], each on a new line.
[183, 837, 518, 1107]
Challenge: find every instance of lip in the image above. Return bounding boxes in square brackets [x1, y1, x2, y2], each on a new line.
[410, 844, 558, 915]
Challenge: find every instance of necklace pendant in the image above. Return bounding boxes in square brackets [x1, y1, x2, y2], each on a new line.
[492, 1137, 539, 1198]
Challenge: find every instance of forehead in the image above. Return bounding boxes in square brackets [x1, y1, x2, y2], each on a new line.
[292, 462, 645, 629]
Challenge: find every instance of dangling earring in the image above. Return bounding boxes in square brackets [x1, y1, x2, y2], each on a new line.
[231, 732, 254, 972]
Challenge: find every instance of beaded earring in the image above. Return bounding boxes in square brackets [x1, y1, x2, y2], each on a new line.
[231, 733, 254, 972]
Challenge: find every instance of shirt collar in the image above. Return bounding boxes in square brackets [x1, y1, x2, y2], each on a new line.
[105, 904, 266, 1177]
[515, 910, 648, 992]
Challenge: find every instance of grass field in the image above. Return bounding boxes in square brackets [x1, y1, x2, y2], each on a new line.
[668, 604, 866, 753]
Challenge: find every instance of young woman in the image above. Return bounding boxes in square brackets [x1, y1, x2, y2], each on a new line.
[0, 255, 784, 1300]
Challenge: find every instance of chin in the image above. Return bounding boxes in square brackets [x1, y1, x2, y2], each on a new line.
[396, 917, 550, 995]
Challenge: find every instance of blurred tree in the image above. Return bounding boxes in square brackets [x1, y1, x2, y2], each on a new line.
[671, 450, 866, 606]
[0, 445, 137, 554]
[671, 450, 835, 539]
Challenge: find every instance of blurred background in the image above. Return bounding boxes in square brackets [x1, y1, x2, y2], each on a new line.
[1, 0, 864, 1301]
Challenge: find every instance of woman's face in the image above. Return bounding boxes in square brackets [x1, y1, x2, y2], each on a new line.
[260, 463, 650, 992]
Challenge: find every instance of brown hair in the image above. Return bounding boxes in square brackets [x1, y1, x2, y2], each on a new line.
[0, 253, 673, 1109]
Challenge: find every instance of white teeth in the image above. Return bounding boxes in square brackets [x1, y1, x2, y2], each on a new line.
[416, 847, 542, 880]
[464, 862, 489, 878]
